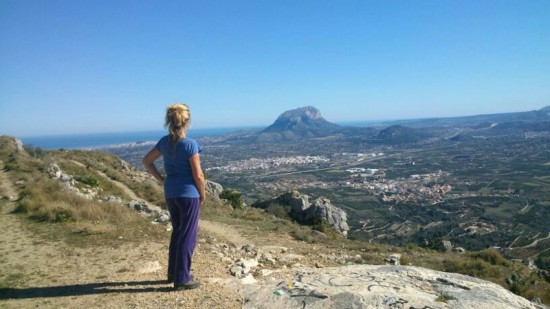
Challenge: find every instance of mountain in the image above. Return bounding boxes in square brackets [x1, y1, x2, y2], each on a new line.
[256, 106, 342, 142]
[373, 106, 550, 129]
[5, 130, 550, 306]
[374, 125, 431, 144]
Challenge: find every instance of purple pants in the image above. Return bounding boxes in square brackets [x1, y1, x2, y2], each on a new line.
[166, 197, 200, 284]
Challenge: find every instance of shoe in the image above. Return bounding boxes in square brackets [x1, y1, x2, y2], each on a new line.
[168, 273, 192, 283]
[174, 279, 200, 291]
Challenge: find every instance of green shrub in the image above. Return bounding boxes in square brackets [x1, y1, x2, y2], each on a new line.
[535, 253, 550, 271]
[266, 203, 290, 219]
[469, 249, 510, 266]
[23, 145, 47, 159]
[400, 253, 412, 265]
[442, 256, 502, 280]
[220, 189, 245, 209]
[74, 174, 100, 187]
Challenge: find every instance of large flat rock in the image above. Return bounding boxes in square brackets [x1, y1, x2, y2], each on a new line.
[243, 265, 544, 309]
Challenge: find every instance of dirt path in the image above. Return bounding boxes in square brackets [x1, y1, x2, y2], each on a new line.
[0, 163, 244, 309]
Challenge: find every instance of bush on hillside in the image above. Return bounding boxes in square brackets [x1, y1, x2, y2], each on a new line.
[265, 203, 290, 219]
[220, 189, 245, 209]
[469, 249, 511, 267]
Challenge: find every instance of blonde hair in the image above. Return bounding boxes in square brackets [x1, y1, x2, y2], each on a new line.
[164, 103, 191, 145]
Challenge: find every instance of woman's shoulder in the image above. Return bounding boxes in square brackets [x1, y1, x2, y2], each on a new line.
[156, 135, 170, 144]
[181, 137, 199, 145]
[180, 137, 202, 153]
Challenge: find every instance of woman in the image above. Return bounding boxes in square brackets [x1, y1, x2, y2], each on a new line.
[142, 103, 205, 291]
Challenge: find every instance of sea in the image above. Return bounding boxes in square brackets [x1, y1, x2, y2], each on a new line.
[19, 127, 251, 150]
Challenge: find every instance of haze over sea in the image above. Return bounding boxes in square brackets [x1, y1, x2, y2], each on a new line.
[19, 127, 249, 150]
[19, 120, 384, 150]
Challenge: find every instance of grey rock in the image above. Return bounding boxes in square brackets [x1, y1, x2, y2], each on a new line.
[254, 190, 350, 236]
[127, 200, 147, 211]
[206, 180, 223, 198]
[230, 265, 244, 277]
[385, 253, 401, 265]
[311, 230, 327, 238]
[147, 205, 163, 216]
[106, 195, 122, 203]
[156, 212, 171, 223]
[47, 163, 62, 178]
[242, 265, 543, 309]
[440, 240, 453, 252]
[13, 138, 24, 152]
[524, 258, 536, 269]
[303, 197, 349, 236]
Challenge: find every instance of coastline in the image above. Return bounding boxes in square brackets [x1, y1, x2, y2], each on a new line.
[17, 127, 251, 150]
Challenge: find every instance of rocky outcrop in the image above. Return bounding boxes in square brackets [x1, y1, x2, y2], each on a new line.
[125, 199, 170, 223]
[242, 265, 546, 309]
[206, 180, 224, 198]
[254, 191, 349, 236]
[45, 163, 170, 223]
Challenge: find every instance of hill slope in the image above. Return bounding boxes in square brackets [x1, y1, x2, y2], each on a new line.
[1, 135, 548, 308]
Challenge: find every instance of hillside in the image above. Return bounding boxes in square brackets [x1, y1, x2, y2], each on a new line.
[1, 135, 549, 308]
[375, 125, 431, 144]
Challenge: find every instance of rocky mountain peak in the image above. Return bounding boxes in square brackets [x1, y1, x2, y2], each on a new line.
[258, 106, 342, 141]
[275, 106, 322, 123]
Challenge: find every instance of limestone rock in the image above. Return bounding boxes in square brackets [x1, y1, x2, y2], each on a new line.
[303, 197, 349, 237]
[242, 265, 545, 309]
[125, 200, 170, 222]
[206, 180, 224, 198]
[253, 190, 350, 236]
[439, 240, 453, 252]
[105, 195, 122, 203]
[454, 247, 466, 253]
[385, 253, 401, 265]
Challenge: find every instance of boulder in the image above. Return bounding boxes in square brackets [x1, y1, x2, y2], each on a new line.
[253, 191, 350, 236]
[385, 253, 401, 265]
[454, 247, 466, 253]
[438, 240, 453, 252]
[47, 163, 62, 179]
[206, 180, 224, 198]
[302, 197, 349, 237]
[105, 195, 122, 203]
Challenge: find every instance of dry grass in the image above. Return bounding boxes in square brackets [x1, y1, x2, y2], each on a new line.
[2, 136, 549, 305]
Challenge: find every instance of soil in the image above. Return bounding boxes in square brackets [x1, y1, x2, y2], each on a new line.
[0, 160, 353, 309]
[0, 163, 248, 309]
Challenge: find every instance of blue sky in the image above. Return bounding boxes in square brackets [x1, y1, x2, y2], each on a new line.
[1, 0, 549, 137]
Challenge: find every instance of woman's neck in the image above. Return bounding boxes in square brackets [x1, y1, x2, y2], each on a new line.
[177, 129, 186, 139]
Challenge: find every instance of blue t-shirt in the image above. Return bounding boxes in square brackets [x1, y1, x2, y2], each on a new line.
[155, 135, 202, 198]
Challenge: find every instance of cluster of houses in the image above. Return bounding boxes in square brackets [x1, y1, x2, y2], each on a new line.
[206, 155, 330, 172]
[345, 169, 452, 204]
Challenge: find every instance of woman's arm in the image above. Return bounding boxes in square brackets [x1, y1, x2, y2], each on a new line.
[142, 147, 164, 184]
[189, 153, 206, 206]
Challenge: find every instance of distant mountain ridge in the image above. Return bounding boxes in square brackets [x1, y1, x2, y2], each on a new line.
[227, 105, 550, 144]
[375, 125, 430, 144]
[375, 106, 550, 128]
